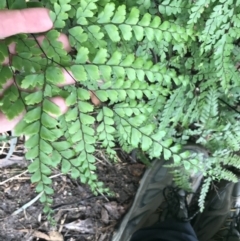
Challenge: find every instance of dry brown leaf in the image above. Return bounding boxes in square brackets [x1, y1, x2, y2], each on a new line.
[64, 218, 95, 233]
[19, 229, 50, 240]
[48, 231, 64, 241]
[19, 229, 63, 241]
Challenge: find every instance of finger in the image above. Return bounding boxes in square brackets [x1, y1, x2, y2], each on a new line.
[0, 8, 53, 39]
[0, 80, 14, 97]
[0, 93, 100, 133]
[2, 33, 71, 65]
[62, 70, 101, 105]
[56, 34, 71, 52]
[0, 92, 100, 133]
[0, 97, 67, 132]
[0, 71, 72, 132]
[37, 33, 71, 53]
[0, 64, 76, 98]
[90, 91, 101, 106]
[0, 111, 24, 133]
[0, 97, 68, 132]
[0, 68, 76, 96]
[1, 69, 100, 104]
[0, 70, 70, 132]
[51, 96, 68, 114]
[51, 92, 101, 114]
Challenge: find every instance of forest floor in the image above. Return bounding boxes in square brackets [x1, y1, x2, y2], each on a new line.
[0, 134, 146, 241]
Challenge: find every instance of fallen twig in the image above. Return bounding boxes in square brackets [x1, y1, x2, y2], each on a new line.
[0, 170, 28, 185]
[12, 191, 44, 216]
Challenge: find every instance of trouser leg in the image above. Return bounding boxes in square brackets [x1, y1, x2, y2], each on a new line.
[130, 219, 199, 241]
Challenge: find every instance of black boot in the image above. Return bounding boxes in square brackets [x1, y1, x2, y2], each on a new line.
[193, 180, 240, 241]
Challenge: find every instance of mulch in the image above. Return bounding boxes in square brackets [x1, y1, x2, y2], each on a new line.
[0, 136, 146, 241]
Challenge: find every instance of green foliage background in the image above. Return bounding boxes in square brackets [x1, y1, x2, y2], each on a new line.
[1, 0, 240, 214]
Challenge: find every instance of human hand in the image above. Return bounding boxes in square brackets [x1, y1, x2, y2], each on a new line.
[0, 8, 99, 133]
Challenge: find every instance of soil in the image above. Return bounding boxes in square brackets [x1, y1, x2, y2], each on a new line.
[0, 136, 146, 241]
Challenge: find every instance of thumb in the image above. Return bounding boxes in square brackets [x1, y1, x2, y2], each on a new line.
[0, 8, 53, 39]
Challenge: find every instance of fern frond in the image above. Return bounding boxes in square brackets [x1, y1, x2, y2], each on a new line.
[188, 0, 212, 25]
[199, 177, 211, 212]
[3, 0, 240, 217]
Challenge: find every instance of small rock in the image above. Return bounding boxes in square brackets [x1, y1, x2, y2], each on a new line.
[104, 202, 120, 220]
[101, 208, 109, 224]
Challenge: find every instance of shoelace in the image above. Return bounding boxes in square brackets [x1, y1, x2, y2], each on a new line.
[160, 186, 200, 222]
